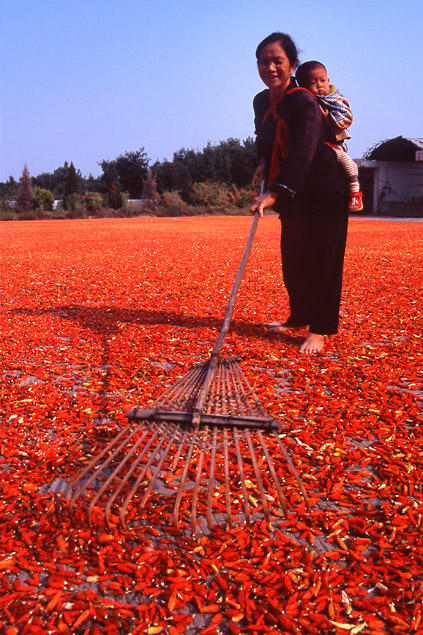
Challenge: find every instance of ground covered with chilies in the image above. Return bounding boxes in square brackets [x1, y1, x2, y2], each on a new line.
[1, 216, 422, 635]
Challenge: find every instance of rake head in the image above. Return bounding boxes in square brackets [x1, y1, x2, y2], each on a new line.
[128, 357, 280, 429]
[61, 358, 309, 533]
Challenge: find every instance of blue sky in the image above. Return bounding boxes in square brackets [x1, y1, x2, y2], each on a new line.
[1, 0, 422, 182]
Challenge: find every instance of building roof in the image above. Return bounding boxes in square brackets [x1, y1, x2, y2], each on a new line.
[363, 136, 423, 161]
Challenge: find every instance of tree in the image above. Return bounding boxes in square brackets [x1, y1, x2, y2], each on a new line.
[153, 159, 192, 195]
[15, 164, 34, 214]
[152, 138, 258, 194]
[0, 176, 19, 202]
[100, 148, 149, 198]
[33, 163, 69, 198]
[102, 163, 122, 209]
[142, 168, 159, 200]
[219, 137, 257, 187]
[84, 173, 102, 193]
[33, 164, 98, 198]
[172, 147, 204, 183]
[108, 181, 123, 210]
[63, 162, 84, 210]
[64, 162, 79, 198]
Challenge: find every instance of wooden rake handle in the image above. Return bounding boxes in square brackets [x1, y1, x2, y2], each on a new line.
[191, 209, 261, 426]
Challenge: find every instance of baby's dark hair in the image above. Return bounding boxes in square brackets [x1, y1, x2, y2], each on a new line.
[296, 60, 327, 87]
[255, 32, 299, 68]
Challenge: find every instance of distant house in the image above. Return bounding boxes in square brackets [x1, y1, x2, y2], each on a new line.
[356, 137, 423, 216]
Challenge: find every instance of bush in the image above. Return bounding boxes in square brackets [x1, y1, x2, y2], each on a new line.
[39, 209, 67, 220]
[17, 210, 39, 220]
[0, 200, 17, 220]
[188, 180, 238, 214]
[66, 209, 87, 219]
[156, 191, 194, 216]
[85, 192, 104, 212]
[122, 202, 149, 217]
[33, 186, 54, 211]
[63, 192, 84, 212]
[231, 186, 251, 209]
[90, 207, 115, 218]
[63, 193, 84, 214]
[0, 210, 17, 221]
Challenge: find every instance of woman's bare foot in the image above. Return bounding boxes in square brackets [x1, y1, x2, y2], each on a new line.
[266, 321, 307, 334]
[299, 332, 325, 354]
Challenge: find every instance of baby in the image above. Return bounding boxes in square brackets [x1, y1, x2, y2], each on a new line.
[296, 60, 363, 212]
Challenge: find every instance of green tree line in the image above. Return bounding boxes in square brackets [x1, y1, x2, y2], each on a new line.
[0, 138, 259, 219]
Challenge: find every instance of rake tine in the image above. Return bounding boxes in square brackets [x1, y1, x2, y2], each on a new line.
[222, 361, 238, 412]
[235, 361, 268, 417]
[64, 424, 130, 500]
[223, 359, 237, 418]
[139, 425, 180, 508]
[163, 362, 204, 398]
[234, 362, 264, 417]
[92, 422, 164, 527]
[245, 429, 270, 522]
[229, 362, 254, 419]
[161, 363, 206, 409]
[223, 427, 233, 529]
[99, 422, 169, 527]
[179, 363, 206, 405]
[68, 424, 143, 521]
[172, 428, 199, 528]
[206, 427, 218, 530]
[273, 431, 310, 511]
[130, 364, 206, 420]
[222, 362, 248, 525]
[190, 427, 211, 532]
[257, 429, 289, 518]
[207, 364, 232, 529]
[216, 358, 227, 415]
[233, 427, 251, 525]
[228, 362, 250, 416]
[168, 427, 190, 472]
[117, 423, 177, 528]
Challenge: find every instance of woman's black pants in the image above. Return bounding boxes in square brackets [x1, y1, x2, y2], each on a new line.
[279, 192, 349, 335]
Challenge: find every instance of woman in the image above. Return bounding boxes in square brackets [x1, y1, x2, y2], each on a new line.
[250, 32, 349, 354]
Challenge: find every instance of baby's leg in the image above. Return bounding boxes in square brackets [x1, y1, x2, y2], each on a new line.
[333, 147, 363, 211]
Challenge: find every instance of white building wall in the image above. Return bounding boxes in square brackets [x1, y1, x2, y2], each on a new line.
[356, 160, 423, 214]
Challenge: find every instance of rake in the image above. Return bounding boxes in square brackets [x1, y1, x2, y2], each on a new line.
[63, 211, 310, 532]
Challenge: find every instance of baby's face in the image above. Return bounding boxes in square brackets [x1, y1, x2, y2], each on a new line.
[304, 68, 330, 96]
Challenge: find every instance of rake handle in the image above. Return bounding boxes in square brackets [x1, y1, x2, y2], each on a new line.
[192, 211, 260, 426]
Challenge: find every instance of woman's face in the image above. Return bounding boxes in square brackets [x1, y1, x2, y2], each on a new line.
[257, 42, 296, 95]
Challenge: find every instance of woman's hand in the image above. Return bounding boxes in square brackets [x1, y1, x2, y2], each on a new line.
[250, 190, 278, 218]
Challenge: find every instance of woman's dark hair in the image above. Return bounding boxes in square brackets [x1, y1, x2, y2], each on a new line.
[255, 32, 299, 67]
[296, 61, 327, 87]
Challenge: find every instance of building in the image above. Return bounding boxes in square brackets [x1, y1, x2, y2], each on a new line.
[356, 137, 423, 216]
